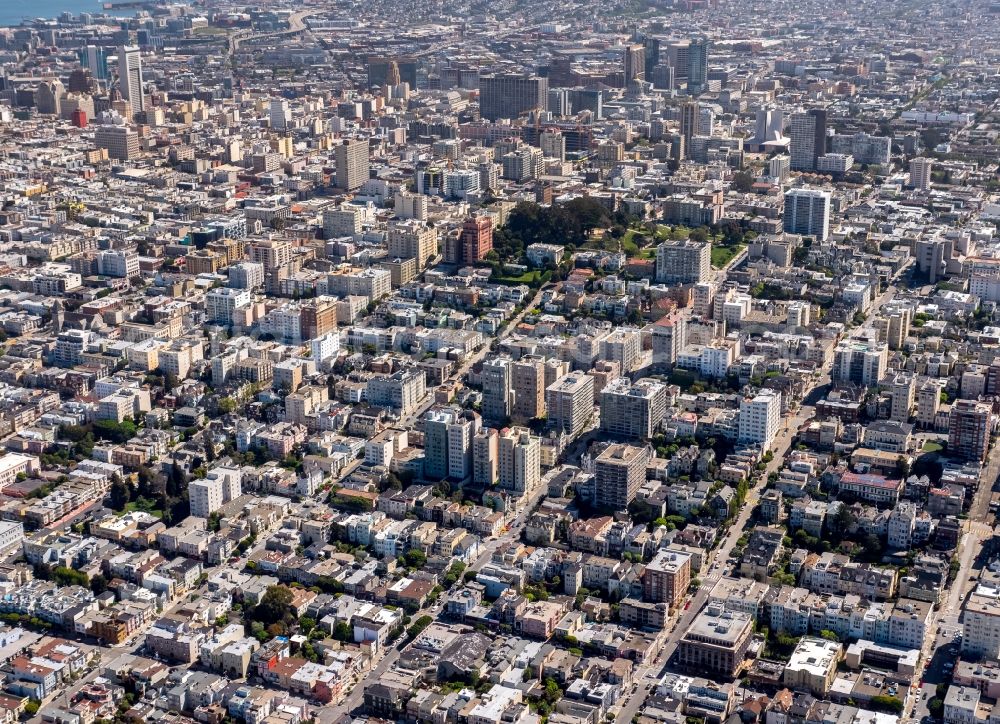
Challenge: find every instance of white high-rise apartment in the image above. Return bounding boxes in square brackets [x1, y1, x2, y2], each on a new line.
[118, 45, 144, 116]
[498, 427, 540, 494]
[655, 239, 710, 284]
[910, 157, 933, 191]
[783, 188, 831, 241]
[738, 389, 782, 450]
[545, 371, 595, 439]
[270, 98, 291, 130]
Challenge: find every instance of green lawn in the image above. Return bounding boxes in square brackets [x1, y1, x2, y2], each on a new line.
[493, 269, 551, 286]
[711, 244, 745, 269]
[124, 500, 163, 518]
[922, 440, 944, 453]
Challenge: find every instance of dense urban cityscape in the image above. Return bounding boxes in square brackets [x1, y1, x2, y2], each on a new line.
[0, 2, 994, 724]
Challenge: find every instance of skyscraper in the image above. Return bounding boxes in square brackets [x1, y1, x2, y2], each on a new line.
[269, 99, 291, 130]
[624, 44, 645, 85]
[79, 45, 109, 80]
[910, 157, 933, 191]
[642, 35, 661, 79]
[789, 109, 827, 171]
[118, 45, 144, 116]
[680, 101, 699, 157]
[783, 188, 832, 241]
[599, 377, 667, 440]
[753, 106, 784, 149]
[687, 37, 710, 95]
[479, 74, 549, 121]
[385, 61, 401, 87]
[335, 139, 370, 191]
[367, 57, 418, 89]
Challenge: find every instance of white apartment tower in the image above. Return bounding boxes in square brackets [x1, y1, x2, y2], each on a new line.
[498, 427, 541, 494]
[738, 389, 783, 450]
[118, 45, 144, 116]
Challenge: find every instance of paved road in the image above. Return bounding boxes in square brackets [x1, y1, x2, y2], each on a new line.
[397, 284, 552, 430]
[608, 259, 906, 724]
[906, 419, 1000, 722]
[614, 392, 823, 724]
[323, 481, 549, 721]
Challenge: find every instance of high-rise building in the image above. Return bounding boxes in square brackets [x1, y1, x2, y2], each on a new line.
[206, 288, 251, 325]
[546, 372, 595, 439]
[769, 155, 791, 181]
[910, 157, 933, 191]
[335, 139, 370, 191]
[473, 428, 499, 486]
[323, 205, 364, 239]
[963, 590, 1000, 660]
[651, 314, 686, 370]
[498, 427, 541, 494]
[917, 380, 943, 430]
[481, 358, 513, 425]
[738, 389, 783, 451]
[642, 35, 661, 79]
[832, 341, 888, 387]
[385, 61, 401, 87]
[680, 101, 699, 156]
[789, 109, 827, 171]
[189, 468, 241, 519]
[423, 407, 480, 482]
[624, 44, 645, 85]
[228, 262, 265, 292]
[460, 216, 493, 264]
[949, 400, 992, 463]
[600, 328, 642, 374]
[546, 89, 571, 117]
[599, 378, 667, 440]
[95, 125, 140, 161]
[512, 356, 546, 422]
[388, 221, 438, 269]
[36, 79, 63, 116]
[479, 74, 549, 121]
[874, 304, 911, 350]
[79, 45, 110, 80]
[663, 41, 691, 81]
[118, 45, 144, 116]
[643, 548, 691, 607]
[269, 98, 291, 130]
[595, 443, 651, 510]
[829, 132, 891, 166]
[367, 57, 418, 89]
[97, 249, 139, 278]
[655, 239, 710, 284]
[686, 37, 710, 95]
[539, 130, 566, 161]
[753, 106, 784, 149]
[651, 64, 675, 91]
[249, 239, 292, 271]
[783, 188, 832, 241]
[889, 373, 915, 423]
